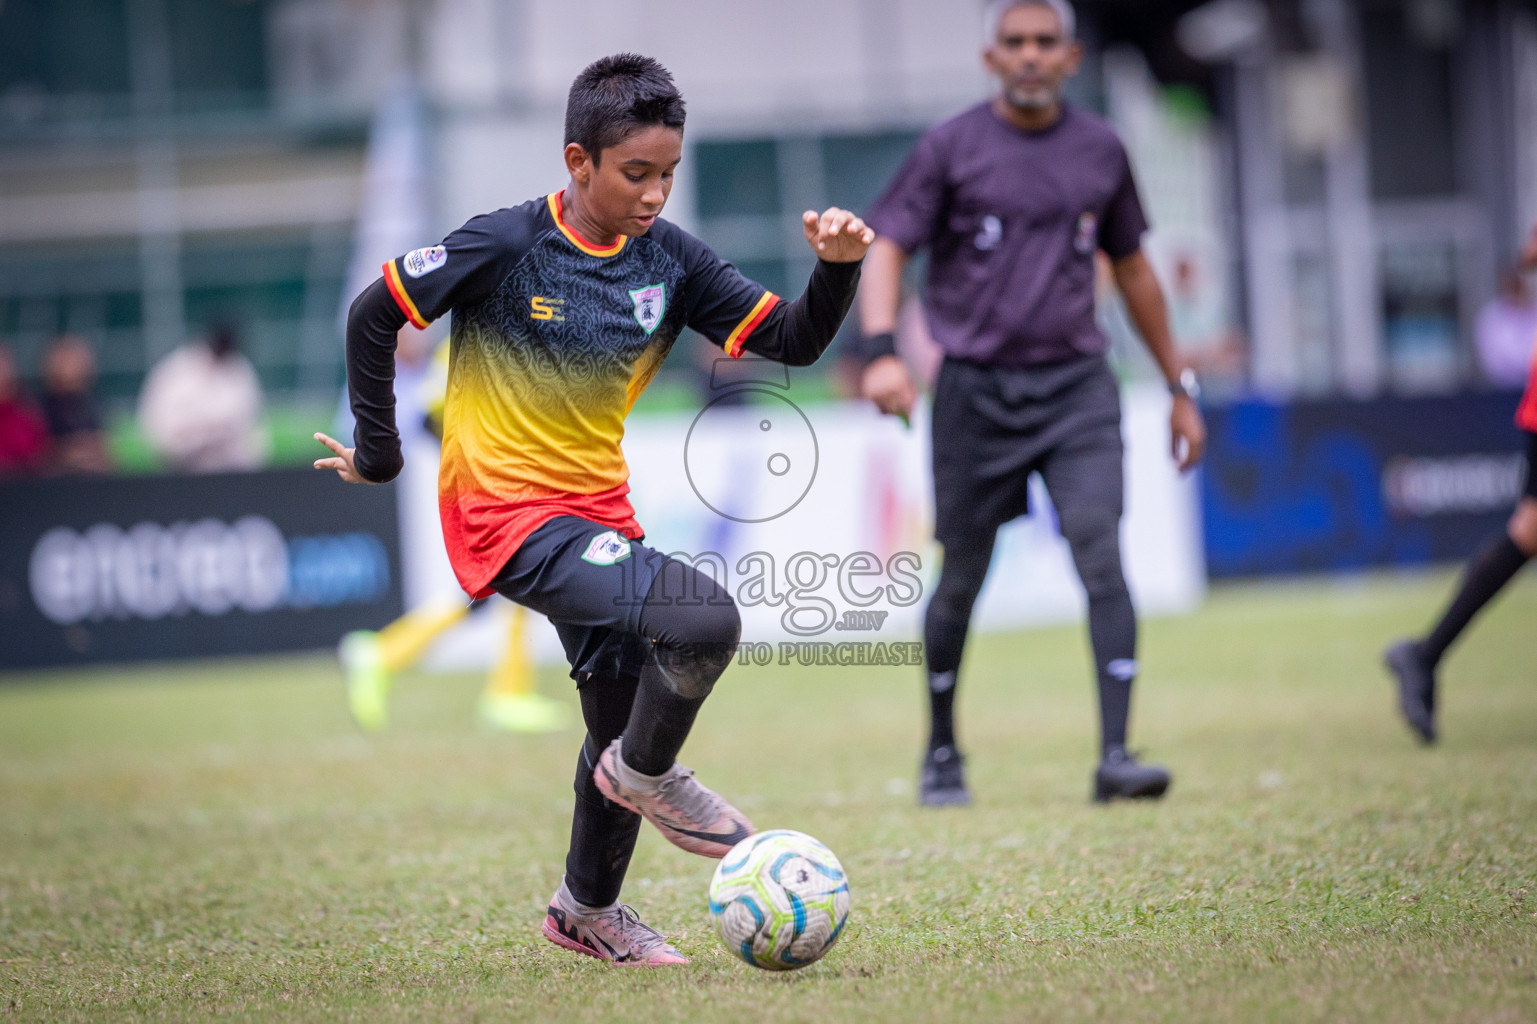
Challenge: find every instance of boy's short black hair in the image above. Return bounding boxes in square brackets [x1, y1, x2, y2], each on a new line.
[564, 53, 686, 165]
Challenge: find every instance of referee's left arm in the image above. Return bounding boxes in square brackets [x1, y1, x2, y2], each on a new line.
[1111, 250, 1207, 471]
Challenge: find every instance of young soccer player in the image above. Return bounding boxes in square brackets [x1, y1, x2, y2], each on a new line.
[1384, 219, 1537, 743]
[314, 53, 871, 965]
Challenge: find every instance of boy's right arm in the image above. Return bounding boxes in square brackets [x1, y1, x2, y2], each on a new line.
[341, 277, 409, 483]
[318, 208, 531, 484]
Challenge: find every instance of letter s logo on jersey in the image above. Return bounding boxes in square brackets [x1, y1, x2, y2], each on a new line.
[403, 245, 447, 278]
[530, 297, 566, 321]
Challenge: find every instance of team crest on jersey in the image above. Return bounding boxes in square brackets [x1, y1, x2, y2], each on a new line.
[629, 283, 666, 335]
[403, 245, 447, 278]
[581, 530, 632, 566]
[1074, 212, 1098, 255]
[975, 214, 1003, 251]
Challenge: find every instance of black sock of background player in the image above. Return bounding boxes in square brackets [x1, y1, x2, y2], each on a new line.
[1420, 533, 1530, 667]
[564, 676, 642, 908]
[1089, 589, 1138, 757]
[923, 538, 995, 752]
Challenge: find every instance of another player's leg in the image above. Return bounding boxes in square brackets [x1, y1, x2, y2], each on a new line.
[339, 599, 475, 731]
[918, 534, 995, 807]
[593, 562, 754, 858]
[478, 604, 570, 733]
[1385, 490, 1537, 743]
[543, 655, 686, 966]
[1043, 425, 1169, 803]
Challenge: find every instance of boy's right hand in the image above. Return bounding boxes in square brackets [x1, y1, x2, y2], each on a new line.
[861, 354, 917, 420]
[313, 432, 372, 484]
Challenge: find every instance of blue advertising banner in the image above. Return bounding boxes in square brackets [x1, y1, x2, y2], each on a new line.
[0, 470, 403, 670]
[1202, 390, 1529, 578]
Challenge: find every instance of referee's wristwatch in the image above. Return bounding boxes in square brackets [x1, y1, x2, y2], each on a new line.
[1168, 368, 1200, 401]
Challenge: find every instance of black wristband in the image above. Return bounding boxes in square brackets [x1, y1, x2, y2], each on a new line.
[862, 331, 897, 365]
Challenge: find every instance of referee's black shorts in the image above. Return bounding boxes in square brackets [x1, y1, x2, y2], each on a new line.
[930, 353, 1124, 548]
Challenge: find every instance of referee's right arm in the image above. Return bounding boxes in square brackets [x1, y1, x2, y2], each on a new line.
[857, 237, 917, 418]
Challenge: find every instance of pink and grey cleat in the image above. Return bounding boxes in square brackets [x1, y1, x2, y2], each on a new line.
[593, 736, 755, 859]
[540, 883, 688, 966]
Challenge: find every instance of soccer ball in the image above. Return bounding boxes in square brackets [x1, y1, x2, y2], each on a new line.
[708, 829, 851, 970]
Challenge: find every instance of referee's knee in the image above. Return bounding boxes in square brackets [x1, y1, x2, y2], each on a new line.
[1060, 512, 1127, 597]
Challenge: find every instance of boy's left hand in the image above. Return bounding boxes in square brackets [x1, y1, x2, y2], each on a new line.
[803, 207, 874, 263]
[313, 432, 372, 484]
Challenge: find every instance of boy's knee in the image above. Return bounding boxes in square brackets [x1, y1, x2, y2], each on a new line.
[681, 596, 741, 671]
[641, 593, 740, 700]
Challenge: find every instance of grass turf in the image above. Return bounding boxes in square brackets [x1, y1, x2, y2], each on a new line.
[2, 571, 1535, 1022]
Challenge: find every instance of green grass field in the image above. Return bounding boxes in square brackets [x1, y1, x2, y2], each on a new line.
[3, 571, 1535, 1022]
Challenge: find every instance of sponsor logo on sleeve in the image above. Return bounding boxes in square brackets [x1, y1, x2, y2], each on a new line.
[403, 245, 447, 278]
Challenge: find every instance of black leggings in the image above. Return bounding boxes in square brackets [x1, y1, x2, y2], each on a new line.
[924, 508, 1138, 755]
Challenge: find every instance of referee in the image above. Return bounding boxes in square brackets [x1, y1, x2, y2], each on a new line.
[859, 0, 1206, 805]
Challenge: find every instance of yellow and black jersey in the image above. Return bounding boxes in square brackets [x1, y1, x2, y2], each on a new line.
[346, 189, 859, 597]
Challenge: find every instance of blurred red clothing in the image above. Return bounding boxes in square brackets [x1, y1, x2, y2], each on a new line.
[0, 395, 49, 474]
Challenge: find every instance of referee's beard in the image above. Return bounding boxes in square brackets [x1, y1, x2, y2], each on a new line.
[1003, 84, 1059, 112]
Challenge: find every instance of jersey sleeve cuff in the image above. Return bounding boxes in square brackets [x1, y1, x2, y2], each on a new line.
[723, 290, 780, 358]
[382, 260, 431, 330]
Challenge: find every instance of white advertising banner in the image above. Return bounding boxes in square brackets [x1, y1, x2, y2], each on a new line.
[402, 386, 1205, 670]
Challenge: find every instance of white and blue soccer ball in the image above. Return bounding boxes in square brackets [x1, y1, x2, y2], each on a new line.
[708, 829, 851, 970]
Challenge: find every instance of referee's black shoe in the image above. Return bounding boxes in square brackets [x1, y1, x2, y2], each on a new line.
[919, 744, 970, 807]
[1384, 639, 1437, 745]
[1093, 748, 1170, 803]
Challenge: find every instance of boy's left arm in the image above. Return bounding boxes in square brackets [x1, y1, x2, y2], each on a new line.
[684, 207, 872, 367]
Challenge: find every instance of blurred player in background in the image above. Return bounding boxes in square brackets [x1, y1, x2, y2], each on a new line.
[1385, 219, 1537, 743]
[858, 0, 1206, 806]
[315, 54, 870, 964]
[340, 336, 569, 735]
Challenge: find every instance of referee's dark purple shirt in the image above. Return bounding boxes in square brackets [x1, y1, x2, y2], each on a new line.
[865, 101, 1148, 368]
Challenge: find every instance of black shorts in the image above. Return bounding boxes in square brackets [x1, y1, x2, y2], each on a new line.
[486, 516, 677, 682]
[931, 354, 1124, 547]
[1525, 431, 1537, 501]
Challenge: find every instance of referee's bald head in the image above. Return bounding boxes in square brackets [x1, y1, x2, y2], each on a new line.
[983, 0, 1076, 42]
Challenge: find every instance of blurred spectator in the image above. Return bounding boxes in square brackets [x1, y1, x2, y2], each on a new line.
[1475, 268, 1537, 388]
[40, 334, 110, 474]
[139, 325, 267, 473]
[0, 343, 49, 476]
